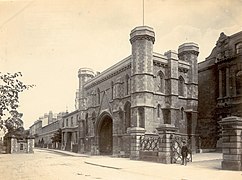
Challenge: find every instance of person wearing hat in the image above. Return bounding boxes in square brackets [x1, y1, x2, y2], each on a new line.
[181, 140, 189, 165]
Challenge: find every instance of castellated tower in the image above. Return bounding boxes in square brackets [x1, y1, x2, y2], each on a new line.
[178, 43, 199, 150]
[178, 43, 199, 111]
[130, 26, 155, 131]
[78, 68, 95, 117]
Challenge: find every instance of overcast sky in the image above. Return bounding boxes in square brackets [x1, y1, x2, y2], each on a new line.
[1, 0, 242, 129]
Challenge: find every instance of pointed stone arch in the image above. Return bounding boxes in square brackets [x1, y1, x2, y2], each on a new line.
[178, 76, 185, 96]
[124, 101, 131, 132]
[125, 74, 130, 95]
[96, 111, 113, 155]
[156, 71, 165, 93]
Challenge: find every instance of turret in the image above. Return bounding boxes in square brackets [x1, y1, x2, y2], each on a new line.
[78, 68, 95, 110]
[130, 26, 155, 131]
[178, 42, 199, 101]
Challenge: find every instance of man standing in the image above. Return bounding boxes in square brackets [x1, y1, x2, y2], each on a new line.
[181, 140, 189, 165]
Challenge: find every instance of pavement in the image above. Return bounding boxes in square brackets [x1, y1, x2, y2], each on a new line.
[41, 148, 90, 157]
[41, 148, 242, 180]
[1, 148, 242, 180]
[42, 147, 222, 169]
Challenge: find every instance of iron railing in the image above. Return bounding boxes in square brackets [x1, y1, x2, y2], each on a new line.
[140, 135, 160, 151]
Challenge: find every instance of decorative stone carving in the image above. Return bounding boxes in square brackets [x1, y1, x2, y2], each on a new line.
[130, 35, 155, 44]
[178, 67, 189, 73]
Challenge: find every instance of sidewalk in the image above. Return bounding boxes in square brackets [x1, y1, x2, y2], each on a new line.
[38, 148, 242, 180]
[84, 152, 223, 170]
[39, 147, 222, 169]
[36, 148, 89, 157]
[83, 153, 241, 180]
[40, 147, 222, 169]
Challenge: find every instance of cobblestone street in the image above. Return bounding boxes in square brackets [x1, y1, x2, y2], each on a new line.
[0, 149, 241, 180]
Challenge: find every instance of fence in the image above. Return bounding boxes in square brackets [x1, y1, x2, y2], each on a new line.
[139, 134, 160, 162]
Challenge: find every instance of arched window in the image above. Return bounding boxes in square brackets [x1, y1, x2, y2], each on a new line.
[181, 107, 184, 120]
[138, 107, 145, 128]
[235, 42, 242, 54]
[163, 109, 170, 124]
[92, 111, 96, 124]
[178, 76, 185, 96]
[236, 71, 242, 95]
[66, 118, 68, 127]
[157, 71, 165, 93]
[124, 101, 131, 131]
[157, 104, 161, 118]
[97, 88, 100, 104]
[111, 81, 114, 99]
[85, 113, 88, 135]
[125, 74, 130, 95]
[221, 69, 226, 97]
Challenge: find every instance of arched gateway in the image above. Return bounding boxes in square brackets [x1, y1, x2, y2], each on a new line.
[97, 114, 113, 155]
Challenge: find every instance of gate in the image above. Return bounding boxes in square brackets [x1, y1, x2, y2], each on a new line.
[139, 134, 160, 162]
[170, 134, 192, 164]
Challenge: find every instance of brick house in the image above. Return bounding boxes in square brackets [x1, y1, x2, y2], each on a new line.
[198, 31, 242, 150]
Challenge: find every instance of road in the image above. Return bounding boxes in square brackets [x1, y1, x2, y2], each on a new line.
[0, 149, 241, 180]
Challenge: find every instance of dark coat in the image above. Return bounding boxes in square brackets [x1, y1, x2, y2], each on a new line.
[181, 145, 189, 157]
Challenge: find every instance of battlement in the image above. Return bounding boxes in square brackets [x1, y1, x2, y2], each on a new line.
[78, 68, 95, 78]
[178, 42, 199, 56]
[130, 26, 155, 44]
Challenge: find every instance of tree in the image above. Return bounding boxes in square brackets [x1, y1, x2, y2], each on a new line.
[51, 128, 62, 144]
[0, 72, 34, 132]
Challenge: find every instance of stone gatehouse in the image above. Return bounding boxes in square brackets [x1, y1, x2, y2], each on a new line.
[77, 26, 199, 156]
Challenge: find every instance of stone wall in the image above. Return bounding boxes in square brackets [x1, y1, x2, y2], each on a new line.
[220, 116, 242, 171]
[7, 136, 34, 154]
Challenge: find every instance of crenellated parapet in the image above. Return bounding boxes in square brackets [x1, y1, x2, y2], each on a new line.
[178, 42, 199, 60]
[130, 26, 155, 44]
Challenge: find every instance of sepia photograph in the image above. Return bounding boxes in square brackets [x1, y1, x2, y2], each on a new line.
[0, 0, 242, 179]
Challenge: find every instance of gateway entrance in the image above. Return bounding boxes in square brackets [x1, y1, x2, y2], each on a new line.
[98, 115, 113, 155]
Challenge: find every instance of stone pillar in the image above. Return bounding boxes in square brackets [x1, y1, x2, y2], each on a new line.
[10, 136, 17, 154]
[219, 116, 242, 171]
[232, 73, 237, 96]
[78, 119, 85, 153]
[219, 70, 223, 98]
[165, 50, 179, 125]
[157, 124, 178, 164]
[129, 127, 146, 160]
[27, 137, 34, 153]
[226, 68, 230, 97]
[190, 112, 198, 152]
[63, 132, 67, 150]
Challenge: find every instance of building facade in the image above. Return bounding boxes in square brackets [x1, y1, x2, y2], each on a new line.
[78, 26, 199, 156]
[61, 110, 80, 152]
[198, 31, 242, 149]
[29, 111, 66, 148]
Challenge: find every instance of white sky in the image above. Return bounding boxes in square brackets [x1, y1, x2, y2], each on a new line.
[0, 0, 242, 129]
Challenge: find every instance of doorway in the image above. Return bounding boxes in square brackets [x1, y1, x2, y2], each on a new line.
[98, 115, 113, 155]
